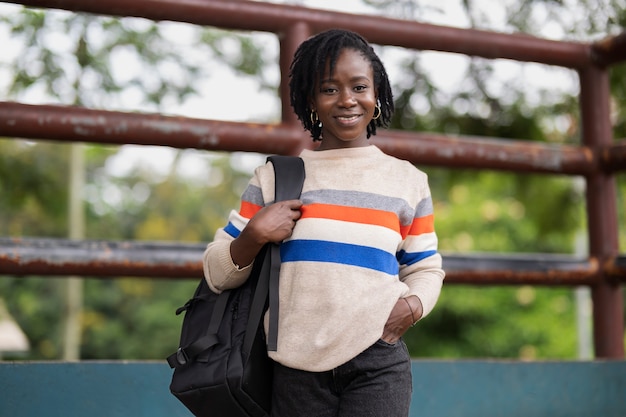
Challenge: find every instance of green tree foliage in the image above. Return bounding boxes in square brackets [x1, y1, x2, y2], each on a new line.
[413, 285, 578, 359]
[369, 0, 626, 358]
[0, 140, 69, 237]
[0, 4, 270, 360]
[0, 139, 254, 360]
[0, 1, 624, 360]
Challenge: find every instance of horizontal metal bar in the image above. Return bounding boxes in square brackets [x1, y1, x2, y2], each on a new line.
[2, 237, 623, 285]
[374, 130, 594, 175]
[4, 0, 592, 69]
[444, 253, 601, 286]
[0, 237, 206, 278]
[0, 101, 598, 175]
[0, 102, 304, 155]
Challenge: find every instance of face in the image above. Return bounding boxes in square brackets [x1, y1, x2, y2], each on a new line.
[311, 48, 377, 150]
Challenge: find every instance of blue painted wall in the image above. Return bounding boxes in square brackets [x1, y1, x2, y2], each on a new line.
[1, 360, 625, 417]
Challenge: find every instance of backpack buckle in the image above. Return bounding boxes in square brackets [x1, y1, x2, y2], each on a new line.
[176, 348, 188, 366]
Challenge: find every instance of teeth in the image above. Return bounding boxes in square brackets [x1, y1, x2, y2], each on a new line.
[338, 115, 358, 121]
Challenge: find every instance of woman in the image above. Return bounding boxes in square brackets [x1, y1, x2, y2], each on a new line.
[203, 29, 445, 417]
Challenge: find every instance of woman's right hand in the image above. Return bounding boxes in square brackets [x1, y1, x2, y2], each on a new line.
[246, 199, 303, 244]
[230, 199, 303, 268]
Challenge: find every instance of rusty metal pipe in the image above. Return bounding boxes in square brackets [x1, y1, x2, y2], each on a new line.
[606, 256, 626, 281]
[0, 101, 597, 174]
[601, 141, 626, 173]
[591, 32, 626, 67]
[579, 65, 624, 358]
[5, 0, 592, 69]
[373, 130, 594, 175]
[0, 102, 304, 155]
[0, 238, 205, 279]
[0, 237, 609, 285]
[279, 22, 310, 131]
[443, 255, 601, 286]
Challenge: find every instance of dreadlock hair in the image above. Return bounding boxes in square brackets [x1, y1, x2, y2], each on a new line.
[288, 29, 394, 141]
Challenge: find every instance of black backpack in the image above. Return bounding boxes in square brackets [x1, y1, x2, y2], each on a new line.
[167, 155, 305, 417]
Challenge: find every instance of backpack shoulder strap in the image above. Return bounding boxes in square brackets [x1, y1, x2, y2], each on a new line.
[243, 155, 305, 354]
[267, 155, 305, 202]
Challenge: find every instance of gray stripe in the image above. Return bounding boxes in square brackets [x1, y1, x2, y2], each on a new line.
[415, 196, 433, 218]
[302, 189, 416, 226]
[241, 184, 265, 206]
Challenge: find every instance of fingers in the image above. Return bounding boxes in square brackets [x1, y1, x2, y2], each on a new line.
[276, 199, 302, 229]
[274, 199, 303, 220]
[381, 298, 414, 343]
[281, 199, 303, 207]
[245, 199, 302, 243]
[280, 199, 303, 211]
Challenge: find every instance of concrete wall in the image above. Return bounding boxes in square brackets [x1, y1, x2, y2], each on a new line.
[1, 360, 625, 417]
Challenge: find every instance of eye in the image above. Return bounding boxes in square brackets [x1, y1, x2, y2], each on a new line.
[354, 85, 368, 92]
[320, 86, 337, 94]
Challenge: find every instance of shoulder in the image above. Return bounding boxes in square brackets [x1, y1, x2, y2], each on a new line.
[249, 160, 276, 203]
[376, 149, 429, 185]
[252, 159, 275, 180]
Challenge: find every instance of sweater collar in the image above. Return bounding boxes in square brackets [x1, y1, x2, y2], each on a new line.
[300, 144, 382, 160]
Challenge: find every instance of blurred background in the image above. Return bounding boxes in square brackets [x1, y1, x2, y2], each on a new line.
[0, 0, 624, 361]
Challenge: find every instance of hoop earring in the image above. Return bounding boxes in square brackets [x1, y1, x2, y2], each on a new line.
[372, 105, 381, 120]
[310, 110, 319, 125]
[310, 110, 322, 130]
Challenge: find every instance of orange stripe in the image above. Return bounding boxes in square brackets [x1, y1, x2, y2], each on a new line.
[301, 203, 400, 232]
[240, 201, 262, 219]
[407, 214, 435, 236]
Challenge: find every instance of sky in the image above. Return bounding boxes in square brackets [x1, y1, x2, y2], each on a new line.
[0, 0, 581, 180]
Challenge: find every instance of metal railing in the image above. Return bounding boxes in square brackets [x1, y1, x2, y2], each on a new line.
[0, 0, 624, 358]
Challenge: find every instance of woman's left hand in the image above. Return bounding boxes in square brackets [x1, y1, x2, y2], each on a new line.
[381, 296, 423, 344]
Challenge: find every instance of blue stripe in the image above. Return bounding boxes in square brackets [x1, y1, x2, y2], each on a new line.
[223, 222, 241, 238]
[396, 249, 438, 266]
[281, 240, 399, 275]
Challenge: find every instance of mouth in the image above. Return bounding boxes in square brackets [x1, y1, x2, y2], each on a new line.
[335, 114, 361, 124]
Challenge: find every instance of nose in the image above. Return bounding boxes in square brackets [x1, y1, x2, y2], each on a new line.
[338, 88, 356, 108]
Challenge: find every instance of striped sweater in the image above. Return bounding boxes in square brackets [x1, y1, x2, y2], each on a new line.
[203, 145, 444, 372]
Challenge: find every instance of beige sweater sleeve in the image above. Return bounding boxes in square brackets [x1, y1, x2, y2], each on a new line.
[202, 230, 254, 294]
[401, 252, 445, 319]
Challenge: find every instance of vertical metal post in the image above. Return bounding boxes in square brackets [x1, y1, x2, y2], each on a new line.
[279, 22, 312, 153]
[579, 65, 624, 358]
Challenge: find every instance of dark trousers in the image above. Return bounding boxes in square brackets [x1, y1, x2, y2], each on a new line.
[270, 339, 412, 417]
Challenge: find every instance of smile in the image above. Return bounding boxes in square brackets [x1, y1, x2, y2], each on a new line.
[335, 114, 361, 124]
